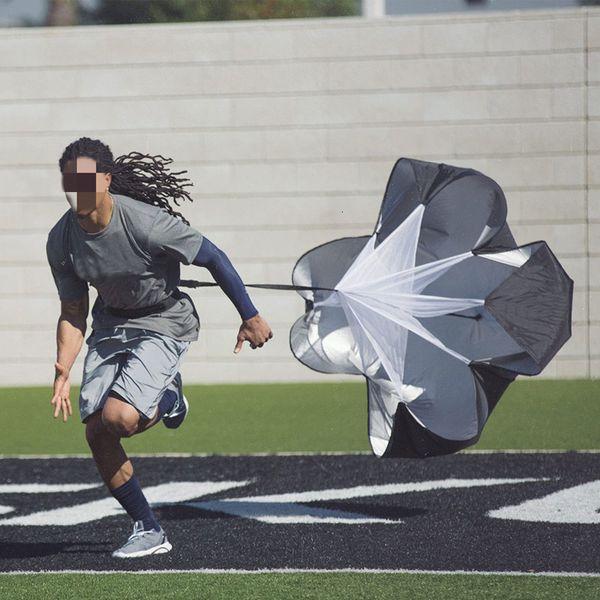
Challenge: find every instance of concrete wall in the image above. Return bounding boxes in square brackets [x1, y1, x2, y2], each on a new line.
[0, 7, 596, 386]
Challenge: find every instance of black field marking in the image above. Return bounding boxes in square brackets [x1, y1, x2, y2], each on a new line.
[0, 453, 598, 574]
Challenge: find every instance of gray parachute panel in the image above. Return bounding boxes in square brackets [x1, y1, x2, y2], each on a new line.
[290, 158, 573, 458]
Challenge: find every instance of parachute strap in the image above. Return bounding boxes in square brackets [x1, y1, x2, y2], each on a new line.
[178, 280, 480, 322]
[179, 280, 336, 292]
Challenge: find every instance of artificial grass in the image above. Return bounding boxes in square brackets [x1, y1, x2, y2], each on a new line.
[0, 572, 597, 600]
[0, 379, 598, 456]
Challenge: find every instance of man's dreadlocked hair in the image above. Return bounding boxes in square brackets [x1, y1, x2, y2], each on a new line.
[58, 136, 194, 225]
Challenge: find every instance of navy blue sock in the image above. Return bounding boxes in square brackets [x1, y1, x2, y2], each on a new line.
[111, 475, 160, 532]
[157, 388, 178, 421]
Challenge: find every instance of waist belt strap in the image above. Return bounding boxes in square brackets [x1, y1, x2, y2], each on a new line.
[105, 293, 180, 319]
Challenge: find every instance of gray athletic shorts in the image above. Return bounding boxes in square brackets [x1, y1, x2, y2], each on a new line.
[79, 327, 191, 422]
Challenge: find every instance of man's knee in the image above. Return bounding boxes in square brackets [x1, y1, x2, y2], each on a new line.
[101, 397, 140, 438]
[85, 412, 112, 447]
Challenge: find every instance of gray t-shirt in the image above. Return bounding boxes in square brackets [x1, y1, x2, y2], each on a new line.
[46, 193, 204, 342]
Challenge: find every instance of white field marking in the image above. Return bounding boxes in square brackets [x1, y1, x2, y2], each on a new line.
[0, 481, 249, 527]
[0, 450, 598, 459]
[489, 480, 600, 524]
[188, 500, 392, 524]
[0, 484, 101, 517]
[188, 478, 545, 524]
[0, 569, 598, 578]
[0, 484, 100, 493]
[223, 478, 546, 503]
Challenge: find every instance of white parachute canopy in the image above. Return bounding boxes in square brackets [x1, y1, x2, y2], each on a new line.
[317, 204, 482, 456]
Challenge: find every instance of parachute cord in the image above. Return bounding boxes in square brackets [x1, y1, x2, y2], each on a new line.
[179, 280, 482, 320]
[179, 280, 337, 293]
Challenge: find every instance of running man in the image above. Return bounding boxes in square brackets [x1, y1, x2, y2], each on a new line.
[46, 137, 272, 558]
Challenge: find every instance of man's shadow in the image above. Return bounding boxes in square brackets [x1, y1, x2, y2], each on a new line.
[0, 541, 110, 559]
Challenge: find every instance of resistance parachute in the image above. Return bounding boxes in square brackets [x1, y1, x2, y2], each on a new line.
[290, 158, 573, 459]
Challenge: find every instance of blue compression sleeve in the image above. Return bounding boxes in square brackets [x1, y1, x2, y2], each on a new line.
[193, 237, 259, 321]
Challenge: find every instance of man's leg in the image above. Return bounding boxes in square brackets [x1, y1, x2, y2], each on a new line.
[85, 409, 131, 490]
[85, 398, 170, 557]
[81, 330, 190, 557]
[86, 397, 153, 486]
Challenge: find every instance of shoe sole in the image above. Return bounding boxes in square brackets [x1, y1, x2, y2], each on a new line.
[163, 395, 189, 429]
[112, 540, 173, 559]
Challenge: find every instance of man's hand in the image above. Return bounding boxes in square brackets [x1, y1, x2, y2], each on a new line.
[234, 314, 273, 354]
[51, 361, 72, 422]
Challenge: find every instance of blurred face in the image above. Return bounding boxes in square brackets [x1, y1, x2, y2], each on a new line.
[61, 156, 112, 217]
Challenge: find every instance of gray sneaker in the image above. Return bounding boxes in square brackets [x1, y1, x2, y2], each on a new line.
[163, 373, 189, 430]
[112, 520, 172, 558]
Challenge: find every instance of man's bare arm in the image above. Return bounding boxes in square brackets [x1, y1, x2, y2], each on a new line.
[52, 293, 89, 422]
[56, 293, 89, 371]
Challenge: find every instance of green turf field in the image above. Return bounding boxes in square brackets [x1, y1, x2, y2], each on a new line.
[0, 572, 597, 600]
[1, 379, 598, 599]
[0, 379, 598, 455]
